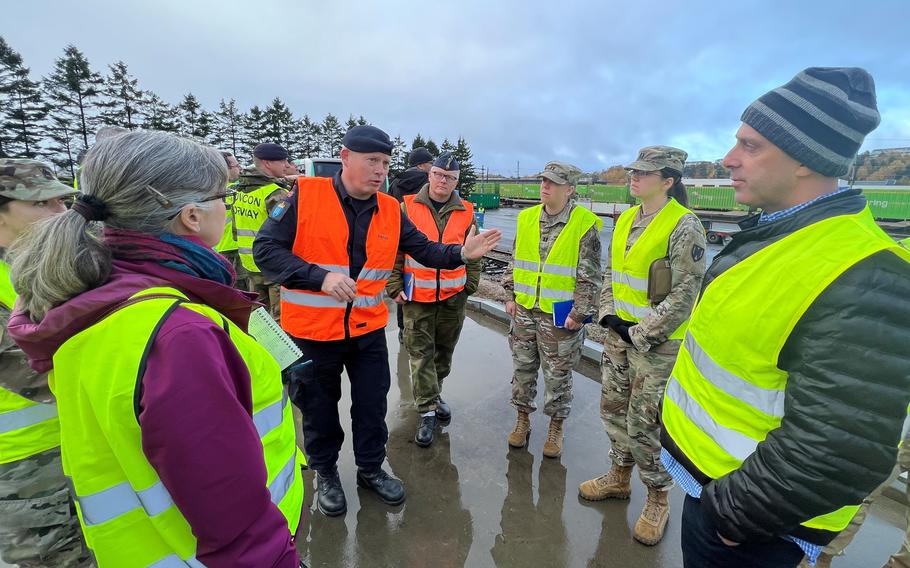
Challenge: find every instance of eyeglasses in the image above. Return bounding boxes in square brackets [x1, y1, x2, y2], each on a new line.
[627, 170, 662, 179]
[431, 171, 458, 183]
[165, 189, 236, 219]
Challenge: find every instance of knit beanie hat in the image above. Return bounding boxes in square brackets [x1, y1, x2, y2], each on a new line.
[741, 67, 880, 177]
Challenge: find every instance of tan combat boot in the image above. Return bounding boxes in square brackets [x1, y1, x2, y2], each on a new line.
[578, 464, 633, 500]
[542, 418, 564, 458]
[633, 487, 670, 545]
[508, 410, 531, 448]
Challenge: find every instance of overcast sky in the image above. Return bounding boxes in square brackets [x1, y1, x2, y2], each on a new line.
[5, 0, 910, 173]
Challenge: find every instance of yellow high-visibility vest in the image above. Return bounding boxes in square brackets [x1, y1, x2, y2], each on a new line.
[234, 183, 280, 272]
[513, 204, 602, 314]
[611, 198, 695, 340]
[0, 260, 60, 464]
[215, 184, 239, 253]
[52, 286, 304, 567]
[662, 206, 910, 536]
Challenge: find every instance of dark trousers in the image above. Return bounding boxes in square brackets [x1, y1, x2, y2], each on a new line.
[681, 494, 804, 568]
[291, 329, 391, 475]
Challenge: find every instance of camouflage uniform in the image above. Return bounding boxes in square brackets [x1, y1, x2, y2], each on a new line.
[599, 207, 706, 489]
[0, 163, 94, 567]
[386, 185, 481, 413]
[235, 168, 289, 319]
[502, 200, 602, 419]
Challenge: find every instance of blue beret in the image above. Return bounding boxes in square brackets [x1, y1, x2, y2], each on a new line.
[342, 125, 392, 155]
[433, 151, 459, 171]
[253, 143, 289, 161]
[408, 147, 434, 166]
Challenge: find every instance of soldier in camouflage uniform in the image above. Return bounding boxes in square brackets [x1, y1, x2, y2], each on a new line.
[234, 143, 293, 318]
[386, 153, 481, 448]
[0, 159, 93, 567]
[578, 146, 706, 547]
[502, 161, 602, 459]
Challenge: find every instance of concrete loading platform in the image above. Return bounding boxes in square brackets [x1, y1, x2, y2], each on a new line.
[295, 307, 905, 568]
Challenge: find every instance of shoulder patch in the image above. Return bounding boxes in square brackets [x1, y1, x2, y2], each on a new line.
[691, 244, 705, 262]
[269, 197, 291, 221]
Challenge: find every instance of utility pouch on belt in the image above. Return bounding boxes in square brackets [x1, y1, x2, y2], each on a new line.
[648, 257, 672, 304]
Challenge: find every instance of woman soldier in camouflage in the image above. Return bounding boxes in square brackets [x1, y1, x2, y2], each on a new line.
[579, 146, 707, 546]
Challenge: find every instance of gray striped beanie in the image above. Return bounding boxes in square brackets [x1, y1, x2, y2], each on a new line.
[741, 67, 880, 177]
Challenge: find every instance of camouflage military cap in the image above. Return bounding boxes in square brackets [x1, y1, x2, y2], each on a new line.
[0, 159, 75, 201]
[625, 146, 688, 174]
[537, 161, 582, 186]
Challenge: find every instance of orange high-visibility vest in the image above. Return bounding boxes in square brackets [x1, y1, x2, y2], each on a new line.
[403, 194, 474, 302]
[280, 177, 400, 341]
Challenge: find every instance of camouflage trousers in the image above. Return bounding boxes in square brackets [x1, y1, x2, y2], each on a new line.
[509, 304, 584, 419]
[247, 271, 281, 320]
[0, 448, 94, 568]
[221, 249, 249, 291]
[403, 292, 468, 413]
[601, 332, 677, 490]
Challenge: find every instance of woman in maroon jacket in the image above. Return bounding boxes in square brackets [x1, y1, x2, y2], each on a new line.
[7, 131, 304, 568]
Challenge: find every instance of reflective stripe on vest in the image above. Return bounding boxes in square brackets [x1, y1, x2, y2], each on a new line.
[402, 194, 474, 302]
[512, 204, 602, 314]
[661, 207, 910, 535]
[611, 199, 694, 340]
[0, 261, 61, 464]
[52, 286, 304, 567]
[280, 177, 400, 341]
[234, 183, 281, 272]
[214, 186, 239, 253]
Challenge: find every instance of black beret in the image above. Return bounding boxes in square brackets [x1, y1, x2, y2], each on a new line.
[433, 151, 459, 171]
[342, 125, 393, 155]
[408, 147, 434, 166]
[253, 143, 289, 161]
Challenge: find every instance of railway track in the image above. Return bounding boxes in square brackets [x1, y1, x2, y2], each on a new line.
[482, 246, 512, 275]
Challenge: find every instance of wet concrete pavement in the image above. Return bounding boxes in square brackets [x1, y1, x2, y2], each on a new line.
[294, 311, 906, 567]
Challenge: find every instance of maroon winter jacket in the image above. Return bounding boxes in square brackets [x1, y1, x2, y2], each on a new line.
[8, 254, 301, 568]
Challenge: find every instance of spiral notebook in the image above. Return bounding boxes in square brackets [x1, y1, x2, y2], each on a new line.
[247, 307, 303, 370]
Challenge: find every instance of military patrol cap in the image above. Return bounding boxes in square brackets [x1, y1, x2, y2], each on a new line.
[253, 143, 289, 161]
[0, 159, 76, 201]
[433, 152, 460, 171]
[408, 147, 434, 166]
[342, 125, 393, 155]
[537, 161, 582, 186]
[625, 146, 688, 174]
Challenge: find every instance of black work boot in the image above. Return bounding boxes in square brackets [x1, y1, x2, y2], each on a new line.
[435, 397, 452, 422]
[316, 469, 347, 517]
[415, 413, 438, 447]
[356, 468, 406, 506]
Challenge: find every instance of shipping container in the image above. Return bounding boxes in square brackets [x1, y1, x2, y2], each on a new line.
[864, 189, 910, 221]
[687, 186, 750, 211]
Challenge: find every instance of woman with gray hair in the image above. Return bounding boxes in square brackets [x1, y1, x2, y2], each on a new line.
[7, 130, 304, 568]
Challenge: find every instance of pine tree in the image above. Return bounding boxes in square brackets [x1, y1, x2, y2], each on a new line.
[345, 114, 359, 132]
[139, 91, 178, 132]
[242, 105, 267, 157]
[453, 136, 477, 196]
[97, 61, 142, 129]
[211, 98, 245, 157]
[0, 37, 47, 158]
[390, 135, 408, 177]
[177, 93, 212, 141]
[440, 138, 455, 154]
[263, 98, 294, 147]
[425, 139, 439, 157]
[42, 45, 104, 165]
[412, 133, 427, 150]
[356, 115, 368, 126]
[44, 114, 78, 177]
[320, 114, 344, 157]
[288, 114, 321, 159]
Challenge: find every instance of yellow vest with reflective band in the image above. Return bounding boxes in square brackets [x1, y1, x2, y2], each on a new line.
[661, 207, 910, 535]
[513, 204, 603, 314]
[0, 259, 61, 464]
[51, 287, 304, 567]
[233, 183, 280, 272]
[215, 184, 239, 253]
[611, 198, 694, 340]
[901, 236, 910, 250]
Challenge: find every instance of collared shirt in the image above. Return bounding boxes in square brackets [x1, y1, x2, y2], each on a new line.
[758, 186, 853, 225]
[661, 449, 822, 562]
[253, 171, 464, 292]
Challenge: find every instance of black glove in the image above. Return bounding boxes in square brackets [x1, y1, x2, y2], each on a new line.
[600, 314, 635, 331]
[614, 323, 633, 344]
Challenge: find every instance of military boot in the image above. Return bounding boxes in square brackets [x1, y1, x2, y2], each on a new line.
[542, 418, 564, 458]
[507, 410, 531, 448]
[633, 487, 670, 545]
[578, 464, 633, 500]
